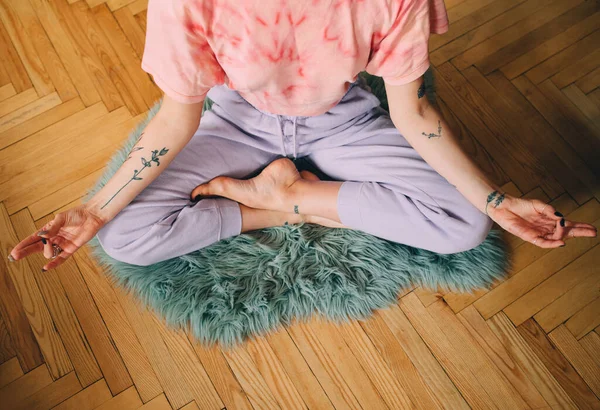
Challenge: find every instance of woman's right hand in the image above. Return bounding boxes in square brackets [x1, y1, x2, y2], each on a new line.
[8, 204, 106, 271]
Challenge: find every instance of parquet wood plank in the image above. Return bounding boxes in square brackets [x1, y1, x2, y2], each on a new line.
[513, 76, 600, 178]
[446, 0, 496, 26]
[487, 313, 578, 409]
[436, 97, 510, 188]
[500, 12, 600, 79]
[430, 0, 550, 66]
[473, 201, 600, 319]
[139, 394, 173, 410]
[0, 102, 108, 184]
[265, 329, 335, 410]
[53, 379, 113, 410]
[476, 0, 599, 75]
[503, 245, 599, 327]
[457, 306, 548, 409]
[0, 203, 72, 379]
[221, 347, 282, 410]
[116, 292, 193, 409]
[335, 319, 415, 409]
[50, 0, 125, 112]
[534, 260, 600, 332]
[434, 63, 543, 194]
[151, 316, 223, 410]
[0, 244, 43, 373]
[13, 371, 82, 410]
[0, 2, 54, 97]
[244, 336, 308, 410]
[114, 7, 145, 59]
[0, 313, 16, 364]
[127, 0, 147, 15]
[134, 10, 146, 34]
[74, 246, 163, 403]
[95, 386, 143, 410]
[0, 92, 62, 136]
[548, 325, 600, 397]
[579, 331, 600, 368]
[565, 297, 600, 340]
[518, 319, 599, 409]
[28, 0, 101, 106]
[0, 364, 52, 408]
[427, 299, 529, 409]
[0, 97, 85, 150]
[2, 111, 142, 214]
[526, 29, 600, 84]
[551, 48, 600, 90]
[180, 401, 199, 410]
[188, 341, 254, 410]
[463, 67, 565, 199]
[29, 168, 103, 221]
[0, 83, 16, 102]
[561, 83, 600, 125]
[0, 20, 32, 92]
[487, 71, 598, 203]
[34, 214, 133, 395]
[361, 309, 457, 409]
[576, 66, 600, 93]
[399, 293, 495, 409]
[11, 210, 102, 388]
[107, 0, 136, 11]
[9, 0, 78, 102]
[0, 357, 23, 389]
[93, 4, 161, 109]
[0, 88, 39, 118]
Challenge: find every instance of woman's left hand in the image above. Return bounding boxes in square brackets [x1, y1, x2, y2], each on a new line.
[487, 194, 597, 248]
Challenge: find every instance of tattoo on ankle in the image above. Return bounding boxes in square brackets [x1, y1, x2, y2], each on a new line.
[284, 221, 289, 226]
[294, 205, 299, 214]
[417, 83, 426, 99]
[422, 121, 442, 139]
[101, 147, 169, 210]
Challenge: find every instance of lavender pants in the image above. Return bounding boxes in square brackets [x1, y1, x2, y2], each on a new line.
[97, 81, 493, 266]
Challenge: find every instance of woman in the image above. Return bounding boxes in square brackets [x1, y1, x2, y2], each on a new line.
[9, 0, 596, 270]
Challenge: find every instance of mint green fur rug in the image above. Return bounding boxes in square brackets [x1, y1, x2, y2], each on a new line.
[85, 73, 509, 346]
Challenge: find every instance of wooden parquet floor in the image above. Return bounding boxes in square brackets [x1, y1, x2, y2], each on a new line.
[0, 0, 599, 408]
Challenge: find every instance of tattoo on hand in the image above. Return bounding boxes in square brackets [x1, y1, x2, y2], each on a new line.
[294, 205, 299, 214]
[422, 121, 442, 139]
[417, 83, 426, 99]
[101, 147, 170, 210]
[494, 193, 505, 207]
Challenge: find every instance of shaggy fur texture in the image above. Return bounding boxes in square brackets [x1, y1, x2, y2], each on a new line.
[85, 73, 510, 346]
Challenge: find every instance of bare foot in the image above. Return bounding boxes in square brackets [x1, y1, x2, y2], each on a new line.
[190, 158, 302, 212]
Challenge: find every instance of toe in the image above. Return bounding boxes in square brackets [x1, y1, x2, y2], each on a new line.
[300, 170, 320, 181]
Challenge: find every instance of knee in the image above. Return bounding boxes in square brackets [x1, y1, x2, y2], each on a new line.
[434, 210, 494, 254]
[96, 220, 155, 266]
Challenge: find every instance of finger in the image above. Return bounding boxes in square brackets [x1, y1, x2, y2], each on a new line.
[532, 199, 562, 221]
[10, 232, 47, 260]
[565, 226, 598, 239]
[39, 213, 66, 238]
[568, 221, 598, 233]
[41, 251, 72, 272]
[531, 236, 564, 248]
[42, 237, 53, 259]
[10, 240, 44, 260]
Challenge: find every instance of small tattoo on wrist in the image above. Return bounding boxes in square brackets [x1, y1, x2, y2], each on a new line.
[494, 193, 505, 208]
[294, 205, 299, 214]
[485, 190, 498, 215]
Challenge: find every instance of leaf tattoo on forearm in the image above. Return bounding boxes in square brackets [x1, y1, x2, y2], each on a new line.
[100, 147, 169, 210]
[124, 132, 145, 162]
[422, 121, 442, 139]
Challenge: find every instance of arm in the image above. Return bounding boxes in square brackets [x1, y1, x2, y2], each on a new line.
[9, 95, 204, 270]
[385, 77, 499, 214]
[87, 95, 203, 221]
[384, 77, 597, 248]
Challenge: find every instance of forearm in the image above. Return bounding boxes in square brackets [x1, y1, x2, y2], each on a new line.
[86, 98, 202, 222]
[389, 97, 501, 214]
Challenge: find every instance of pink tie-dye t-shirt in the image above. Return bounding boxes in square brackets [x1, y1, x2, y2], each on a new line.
[142, 0, 449, 116]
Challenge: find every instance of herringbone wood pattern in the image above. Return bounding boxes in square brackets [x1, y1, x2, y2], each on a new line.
[0, 0, 599, 408]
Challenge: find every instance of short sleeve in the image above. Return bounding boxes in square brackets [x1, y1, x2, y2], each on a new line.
[366, 0, 449, 86]
[141, 0, 226, 104]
